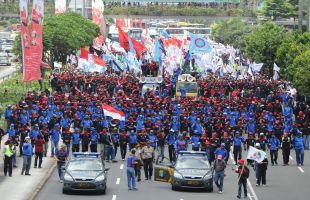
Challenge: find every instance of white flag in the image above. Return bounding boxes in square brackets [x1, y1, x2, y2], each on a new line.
[273, 63, 280, 80]
[251, 62, 264, 73]
[247, 146, 267, 163]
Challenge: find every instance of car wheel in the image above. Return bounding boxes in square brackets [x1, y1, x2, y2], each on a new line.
[206, 186, 213, 192]
[171, 185, 178, 191]
[62, 188, 70, 194]
[98, 188, 106, 195]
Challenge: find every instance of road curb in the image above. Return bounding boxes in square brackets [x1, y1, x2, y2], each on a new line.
[28, 161, 57, 200]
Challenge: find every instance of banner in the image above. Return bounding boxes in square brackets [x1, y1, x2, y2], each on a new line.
[20, 0, 42, 82]
[55, 0, 66, 14]
[25, 0, 44, 82]
[246, 146, 267, 163]
[92, 0, 104, 48]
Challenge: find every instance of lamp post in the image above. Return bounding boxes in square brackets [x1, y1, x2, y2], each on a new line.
[298, 0, 303, 30]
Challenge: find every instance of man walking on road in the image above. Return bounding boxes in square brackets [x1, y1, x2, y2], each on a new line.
[281, 132, 291, 166]
[268, 133, 280, 165]
[235, 159, 249, 199]
[141, 141, 155, 180]
[213, 155, 226, 194]
[3, 140, 15, 176]
[254, 143, 268, 186]
[21, 137, 33, 176]
[127, 149, 138, 191]
[54, 144, 69, 182]
[292, 131, 305, 166]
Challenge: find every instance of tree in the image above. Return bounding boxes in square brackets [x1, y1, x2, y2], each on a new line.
[211, 18, 253, 49]
[244, 22, 287, 76]
[260, 0, 297, 20]
[13, 12, 100, 66]
[276, 31, 310, 76]
[287, 50, 310, 96]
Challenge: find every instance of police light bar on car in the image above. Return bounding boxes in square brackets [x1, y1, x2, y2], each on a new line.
[72, 152, 101, 159]
[178, 151, 207, 156]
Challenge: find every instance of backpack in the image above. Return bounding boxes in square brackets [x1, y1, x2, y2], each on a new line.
[243, 166, 250, 179]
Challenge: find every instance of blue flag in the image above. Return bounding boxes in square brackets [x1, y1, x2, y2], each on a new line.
[154, 41, 162, 63]
[189, 34, 212, 54]
[128, 33, 136, 55]
[161, 29, 171, 39]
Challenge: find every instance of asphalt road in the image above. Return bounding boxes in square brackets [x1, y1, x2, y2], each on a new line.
[36, 147, 310, 200]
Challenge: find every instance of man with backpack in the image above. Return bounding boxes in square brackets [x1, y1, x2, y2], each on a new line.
[235, 159, 249, 199]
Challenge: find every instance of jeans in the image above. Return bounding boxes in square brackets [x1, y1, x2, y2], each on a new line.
[120, 144, 127, 159]
[127, 167, 136, 189]
[90, 144, 98, 152]
[57, 161, 66, 180]
[214, 171, 224, 191]
[238, 180, 247, 197]
[51, 141, 59, 156]
[157, 146, 165, 162]
[282, 148, 290, 165]
[105, 146, 115, 161]
[34, 152, 43, 167]
[303, 135, 310, 149]
[295, 148, 304, 165]
[270, 149, 278, 165]
[12, 153, 16, 166]
[43, 142, 48, 156]
[233, 146, 242, 164]
[206, 147, 211, 162]
[22, 155, 32, 174]
[143, 158, 153, 179]
[4, 156, 13, 176]
[168, 145, 175, 162]
[72, 144, 80, 153]
[256, 169, 266, 185]
[65, 143, 70, 154]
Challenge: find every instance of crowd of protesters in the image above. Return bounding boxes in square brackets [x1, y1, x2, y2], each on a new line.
[1, 65, 310, 182]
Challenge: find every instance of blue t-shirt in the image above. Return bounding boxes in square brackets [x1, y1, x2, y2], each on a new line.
[127, 155, 136, 168]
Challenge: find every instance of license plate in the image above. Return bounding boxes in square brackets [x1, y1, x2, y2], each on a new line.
[79, 183, 89, 188]
[187, 180, 199, 185]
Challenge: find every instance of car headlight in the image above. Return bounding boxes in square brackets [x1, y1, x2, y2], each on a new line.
[173, 171, 183, 179]
[63, 173, 74, 182]
[95, 174, 105, 182]
[203, 173, 212, 180]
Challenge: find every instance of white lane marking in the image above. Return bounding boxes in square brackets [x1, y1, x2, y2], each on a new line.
[120, 164, 124, 170]
[229, 151, 236, 165]
[112, 195, 117, 200]
[298, 167, 305, 173]
[180, 199, 184, 200]
[247, 179, 259, 200]
[116, 178, 120, 184]
[248, 194, 254, 200]
[289, 156, 294, 160]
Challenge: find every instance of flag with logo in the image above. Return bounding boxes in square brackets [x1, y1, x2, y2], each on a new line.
[247, 146, 267, 163]
[189, 34, 212, 54]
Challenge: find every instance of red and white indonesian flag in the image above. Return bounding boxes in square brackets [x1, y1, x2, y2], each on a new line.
[102, 104, 125, 121]
[78, 48, 106, 73]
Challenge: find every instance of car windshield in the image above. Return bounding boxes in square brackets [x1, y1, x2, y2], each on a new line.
[67, 160, 103, 171]
[175, 156, 210, 169]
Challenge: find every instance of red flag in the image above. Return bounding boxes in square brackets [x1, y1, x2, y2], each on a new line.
[132, 38, 146, 59]
[116, 18, 126, 28]
[118, 26, 129, 51]
[80, 48, 106, 66]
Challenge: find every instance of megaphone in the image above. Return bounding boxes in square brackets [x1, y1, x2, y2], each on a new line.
[180, 74, 187, 82]
[140, 77, 146, 83]
[157, 76, 163, 83]
[187, 74, 194, 82]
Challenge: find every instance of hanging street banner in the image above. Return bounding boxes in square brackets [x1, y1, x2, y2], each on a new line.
[55, 0, 66, 14]
[92, 0, 104, 48]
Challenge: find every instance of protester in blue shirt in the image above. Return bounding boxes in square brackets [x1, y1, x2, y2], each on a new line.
[50, 124, 61, 156]
[90, 127, 99, 152]
[21, 137, 33, 176]
[268, 133, 280, 165]
[233, 132, 245, 164]
[292, 131, 305, 166]
[127, 149, 138, 191]
[71, 128, 80, 153]
[215, 143, 228, 161]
